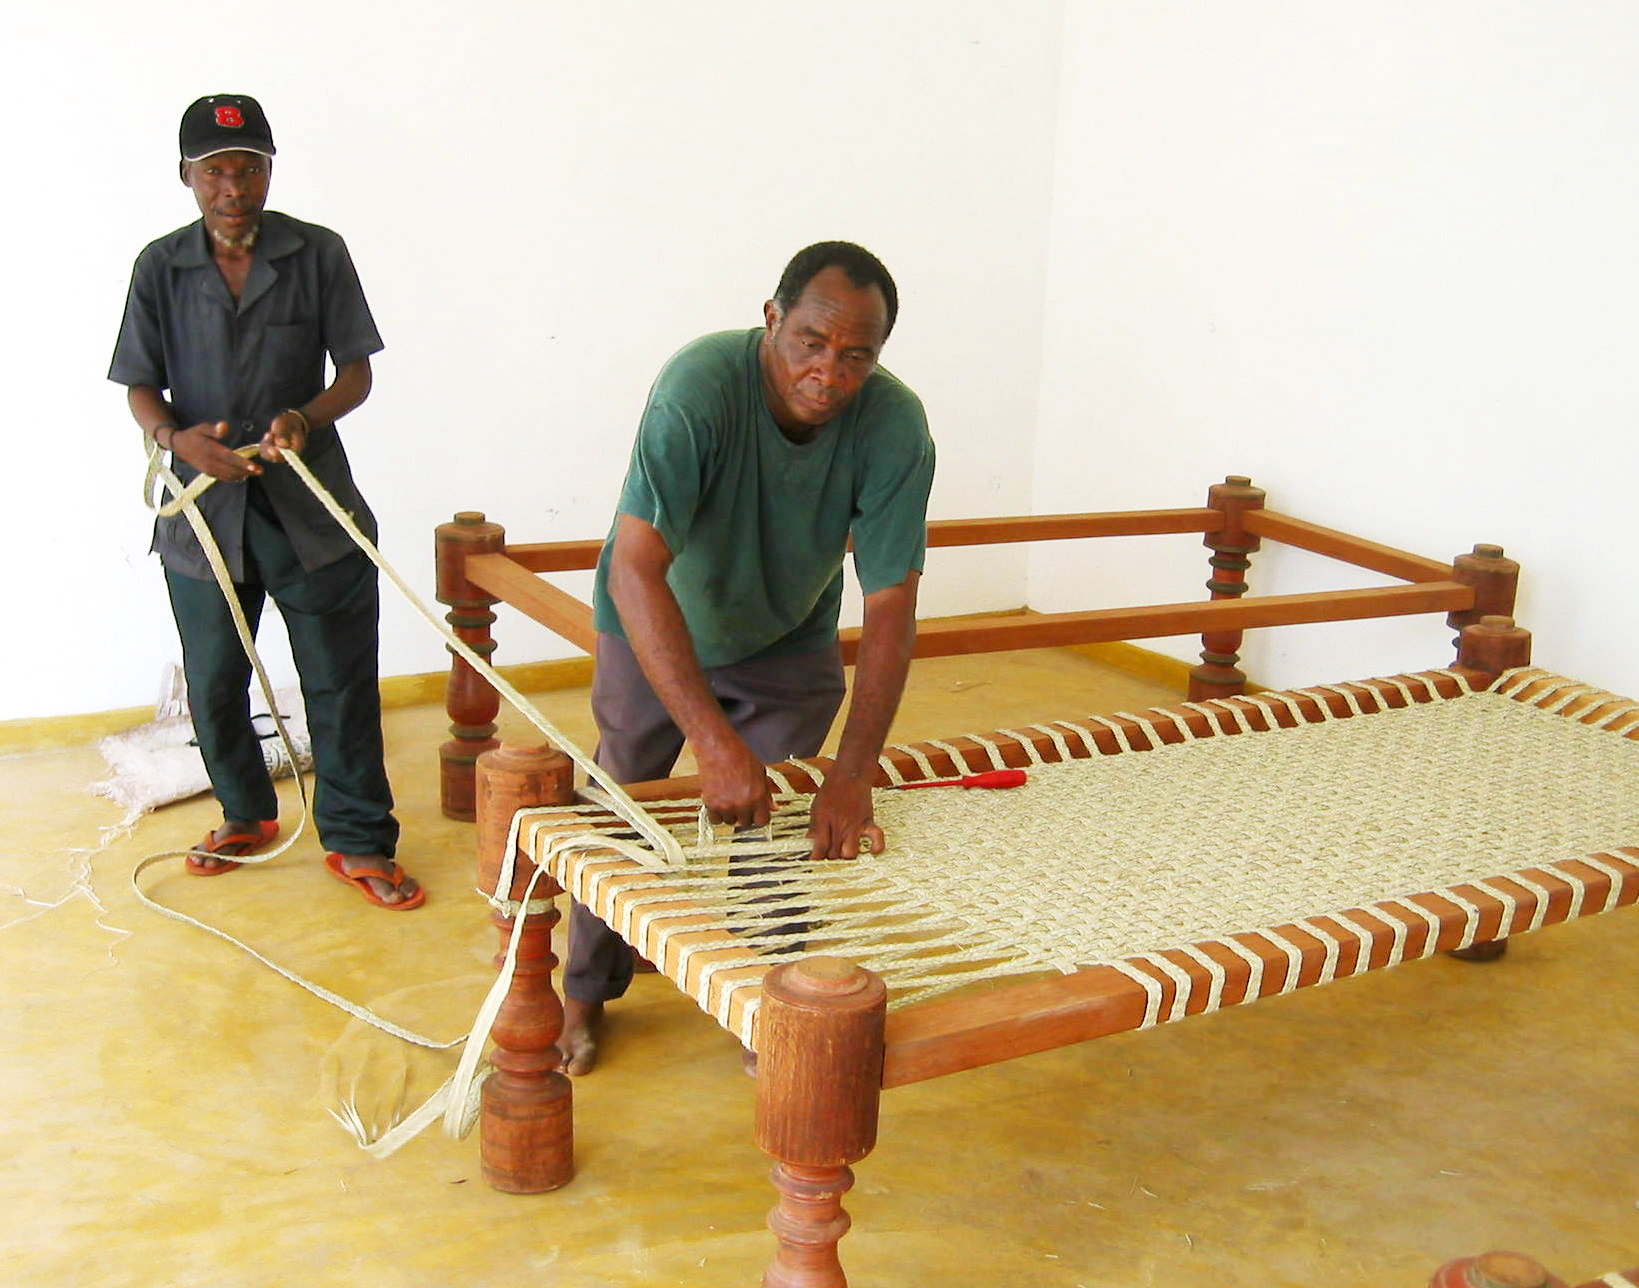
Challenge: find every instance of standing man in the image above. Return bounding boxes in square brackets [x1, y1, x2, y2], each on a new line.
[109, 94, 421, 909]
[564, 241, 935, 1072]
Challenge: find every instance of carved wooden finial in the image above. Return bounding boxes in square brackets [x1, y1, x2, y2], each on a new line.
[1455, 614, 1533, 684]
[476, 743, 574, 897]
[1449, 543, 1521, 648]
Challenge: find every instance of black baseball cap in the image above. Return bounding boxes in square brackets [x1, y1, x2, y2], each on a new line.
[179, 94, 276, 162]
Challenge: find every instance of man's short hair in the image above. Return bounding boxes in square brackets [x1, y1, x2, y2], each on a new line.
[773, 241, 899, 340]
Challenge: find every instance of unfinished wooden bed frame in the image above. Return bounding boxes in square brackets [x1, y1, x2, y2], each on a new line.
[433, 475, 1520, 820]
[431, 476, 1636, 1284]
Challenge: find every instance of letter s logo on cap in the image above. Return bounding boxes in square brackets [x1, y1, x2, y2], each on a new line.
[214, 105, 244, 128]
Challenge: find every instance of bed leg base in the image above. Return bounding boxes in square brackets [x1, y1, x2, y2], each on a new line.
[440, 731, 498, 822]
[1188, 656, 1249, 701]
[479, 902, 575, 1193]
[480, 1064, 574, 1194]
[1455, 615, 1533, 685]
[763, 1162, 855, 1288]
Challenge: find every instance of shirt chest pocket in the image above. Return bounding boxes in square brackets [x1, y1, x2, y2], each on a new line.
[262, 320, 323, 366]
[258, 321, 325, 406]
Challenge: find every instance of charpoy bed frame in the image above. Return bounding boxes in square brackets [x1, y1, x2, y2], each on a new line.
[431, 477, 1638, 1285]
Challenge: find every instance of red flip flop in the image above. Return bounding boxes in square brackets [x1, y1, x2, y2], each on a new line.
[187, 820, 279, 875]
[324, 852, 427, 911]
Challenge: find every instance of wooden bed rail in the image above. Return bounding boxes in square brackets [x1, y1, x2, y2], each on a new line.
[469, 506, 1486, 581]
[1243, 510, 1456, 582]
[435, 475, 1520, 819]
[844, 581, 1471, 663]
[465, 553, 597, 653]
[467, 547, 1473, 668]
[492, 506, 1227, 575]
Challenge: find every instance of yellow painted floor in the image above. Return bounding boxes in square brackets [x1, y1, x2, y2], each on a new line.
[2, 649, 1635, 1287]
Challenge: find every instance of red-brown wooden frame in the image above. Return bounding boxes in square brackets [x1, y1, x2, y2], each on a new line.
[434, 475, 1520, 819]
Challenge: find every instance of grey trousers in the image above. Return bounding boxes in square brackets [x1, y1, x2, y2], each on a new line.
[564, 633, 845, 1004]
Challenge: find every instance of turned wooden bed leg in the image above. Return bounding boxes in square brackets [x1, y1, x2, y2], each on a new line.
[755, 957, 887, 1288]
[1448, 615, 1534, 963]
[1429, 1250, 1568, 1288]
[437, 511, 508, 820]
[1189, 474, 1267, 701]
[1448, 543, 1520, 659]
[475, 742, 576, 1193]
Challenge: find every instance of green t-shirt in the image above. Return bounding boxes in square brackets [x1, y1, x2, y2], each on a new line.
[593, 328, 935, 668]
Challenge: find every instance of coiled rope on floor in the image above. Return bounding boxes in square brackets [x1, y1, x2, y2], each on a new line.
[131, 438, 682, 1153]
[131, 445, 478, 1053]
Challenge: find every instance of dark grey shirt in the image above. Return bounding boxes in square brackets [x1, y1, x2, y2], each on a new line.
[109, 211, 384, 581]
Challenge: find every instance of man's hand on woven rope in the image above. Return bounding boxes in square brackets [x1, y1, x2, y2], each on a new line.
[260, 410, 309, 463]
[697, 736, 774, 830]
[807, 771, 883, 861]
[175, 420, 263, 480]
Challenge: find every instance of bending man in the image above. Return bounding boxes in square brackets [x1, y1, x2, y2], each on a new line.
[564, 240, 936, 1072]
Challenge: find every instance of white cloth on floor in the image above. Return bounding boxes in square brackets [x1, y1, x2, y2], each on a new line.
[91, 682, 310, 820]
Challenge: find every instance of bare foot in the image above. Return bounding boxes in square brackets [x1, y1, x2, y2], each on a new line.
[561, 998, 603, 1076]
[740, 1044, 758, 1078]
[332, 853, 423, 906]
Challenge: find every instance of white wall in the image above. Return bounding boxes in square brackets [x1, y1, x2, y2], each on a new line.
[1035, 1, 1639, 697]
[14, 1, 1639, 723]
[6, 0, 1062, 721]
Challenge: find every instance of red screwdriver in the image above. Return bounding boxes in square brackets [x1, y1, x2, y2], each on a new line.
[890, 768, 1027, 790]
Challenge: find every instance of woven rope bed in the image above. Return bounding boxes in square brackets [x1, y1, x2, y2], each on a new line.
[515, 667, 1639, 1053]
[440, 481, 1634, 1283]
[471, 660, 1639, 1284]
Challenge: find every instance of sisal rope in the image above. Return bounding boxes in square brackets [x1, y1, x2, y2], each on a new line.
[128, 439, 685, 1151]
[129, 443, 470, 1052]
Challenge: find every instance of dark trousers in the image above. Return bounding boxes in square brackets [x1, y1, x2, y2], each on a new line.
[164, 483, 398, 858]
[564, 633, 845, 1004]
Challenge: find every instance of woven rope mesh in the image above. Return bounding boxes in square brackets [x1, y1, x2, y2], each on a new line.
[524, 676, 1639, 1029]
